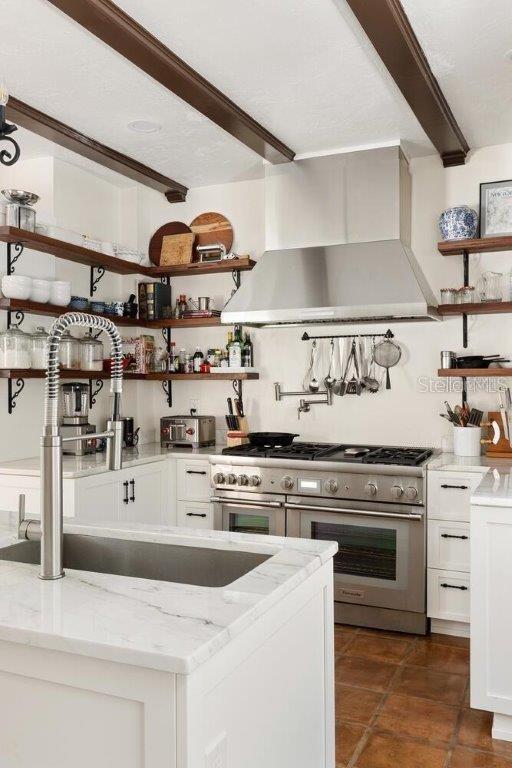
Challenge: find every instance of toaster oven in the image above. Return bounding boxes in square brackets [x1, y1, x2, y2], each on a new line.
[160, 416, 216, 448]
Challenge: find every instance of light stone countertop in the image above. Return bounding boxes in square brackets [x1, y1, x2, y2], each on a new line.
[0, 443, 225, 479]
[427, 452, 512, 474]
[0, 517, 337, 675]
[471, 467, 512, 507]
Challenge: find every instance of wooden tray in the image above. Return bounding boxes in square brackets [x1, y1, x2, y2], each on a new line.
[190, 212, 233, 259]
[149, 221, 191, 265]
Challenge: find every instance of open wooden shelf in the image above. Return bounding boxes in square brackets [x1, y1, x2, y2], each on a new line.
[145, 316, 222, 329]
[0, 226, 151, 276]
[147, 257, 255, 277]
[0, 369, 259, 381]
[0, 299, 224, 329]
[438, 235, 512, 256]
[438, 301, 512, 316]
[0, 226, 255, 279]
[438, 368, 512, 377]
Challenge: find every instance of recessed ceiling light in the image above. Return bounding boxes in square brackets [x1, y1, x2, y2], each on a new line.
[127, 120, 162, 134]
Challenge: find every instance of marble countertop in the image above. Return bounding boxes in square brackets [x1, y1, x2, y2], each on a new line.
[0, 443, 225, 478]
[0, 518, 336, 675]
[427, 452, 512, 473]
[471, 468, 512, 507]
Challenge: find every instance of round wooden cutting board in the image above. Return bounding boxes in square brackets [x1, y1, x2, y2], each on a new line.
[149, 221, 192, 265]
[190, 212, 233, 257]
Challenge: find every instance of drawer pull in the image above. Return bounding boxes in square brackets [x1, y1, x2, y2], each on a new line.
[129, 479, 135, 503]
[441, 533, 469, 540]
[186, 470, 207, 476]
[440, 484, 468, 490]
[123, 480, 129, 505]
[186, 512, 207, 518]
[440, 582, 468, 591]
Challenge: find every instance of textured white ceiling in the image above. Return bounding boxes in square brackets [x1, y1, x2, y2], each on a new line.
[0, 0, 436, 189]
[401, 0, 512, 149]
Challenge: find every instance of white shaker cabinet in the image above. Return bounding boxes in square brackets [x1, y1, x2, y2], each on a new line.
[174, 458, 213, 529]
[0, 458, 173, 527]
[427, 467, 488, 636]
[74, 462, 170, 525]
[471, 501, 512, 741]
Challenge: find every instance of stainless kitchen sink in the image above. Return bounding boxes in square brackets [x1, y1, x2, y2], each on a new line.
[0, 535, 270, 588]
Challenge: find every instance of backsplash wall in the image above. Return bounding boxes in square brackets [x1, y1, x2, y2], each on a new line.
[3, 143, 512, 459]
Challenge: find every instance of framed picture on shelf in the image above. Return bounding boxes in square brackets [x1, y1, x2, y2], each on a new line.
[480, 179, 512, 238]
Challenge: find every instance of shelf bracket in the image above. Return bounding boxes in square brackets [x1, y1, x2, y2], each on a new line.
[7, 309, 24, 329]
[162, 380, 172, 408]
[7, 242, 24, 275]
[8, 377, 25, 415]
[462, 249, 469, 350]
[89, 266, 106, 297]
[88, 378, 104, 409]
[232, 378, 243, 402]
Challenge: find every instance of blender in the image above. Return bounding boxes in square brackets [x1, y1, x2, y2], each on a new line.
[60, 382, 97, 455]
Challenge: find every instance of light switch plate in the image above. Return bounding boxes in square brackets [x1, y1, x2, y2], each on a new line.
[205, 733, 227, 768]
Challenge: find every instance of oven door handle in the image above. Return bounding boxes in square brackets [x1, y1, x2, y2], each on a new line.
[211, 496, 283, 509]
[285, 502, 423, 521]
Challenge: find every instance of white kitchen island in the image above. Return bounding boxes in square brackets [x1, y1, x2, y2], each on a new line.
[471, 470, 512, 741]
[0, 519, 336, 768]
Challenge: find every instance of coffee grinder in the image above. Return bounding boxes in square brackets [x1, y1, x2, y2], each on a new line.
[60, 382, 96, 455]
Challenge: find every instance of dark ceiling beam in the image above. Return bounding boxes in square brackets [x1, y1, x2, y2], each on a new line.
[46, 0, 295, 165]
[346, 0, 469, 167]
[7, 97, 187, 202]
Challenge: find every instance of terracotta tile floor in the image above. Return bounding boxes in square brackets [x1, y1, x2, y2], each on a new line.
[335, 625, 512, 767]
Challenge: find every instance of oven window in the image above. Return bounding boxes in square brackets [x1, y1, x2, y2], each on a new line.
[228, 513, 270, 535]
[311, 521, 397, 581]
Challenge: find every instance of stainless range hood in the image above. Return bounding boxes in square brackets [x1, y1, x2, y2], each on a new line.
[222, 147, 439, 327]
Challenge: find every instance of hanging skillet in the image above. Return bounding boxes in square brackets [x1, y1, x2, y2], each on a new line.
[373, 337, 402, 390]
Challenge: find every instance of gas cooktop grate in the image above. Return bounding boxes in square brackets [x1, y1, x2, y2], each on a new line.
[362, 447, 433, 466]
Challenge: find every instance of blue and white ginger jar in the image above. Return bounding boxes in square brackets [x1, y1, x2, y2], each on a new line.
[439, 206, 479, 241]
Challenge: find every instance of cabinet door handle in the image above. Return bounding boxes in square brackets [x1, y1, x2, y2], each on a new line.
[440, 583, 468, 591]
[129, 479, 135, 503]
[186, 470, 207, 475]
[186, 512, 207, 518]
[440, 484, 468, 490]
[123, 480, 129, 505]
[441, 533, 469, 540]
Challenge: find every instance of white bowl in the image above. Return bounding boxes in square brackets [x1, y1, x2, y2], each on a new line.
[1, 275, 32, 300]
[50, 281, 71, 306]
[29, 287, 50, 303]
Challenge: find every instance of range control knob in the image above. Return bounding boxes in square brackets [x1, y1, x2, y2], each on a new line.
[281, 475, 294, 491]
[226, 473, 237, 485]
[237, 474, 249, 486]
[249, 475, 261, 487]
[391, 485, 404, 500]
[325, 479, 339, 494]
[365, 482, 378, 497]
[213, 472, 225, 485]
[405, 486, 419, 501]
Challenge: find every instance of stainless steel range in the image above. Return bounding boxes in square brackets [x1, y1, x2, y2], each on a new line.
[210, 442, 434, 635]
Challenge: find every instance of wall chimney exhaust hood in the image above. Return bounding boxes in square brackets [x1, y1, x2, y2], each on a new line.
[221, 147, 439, 327]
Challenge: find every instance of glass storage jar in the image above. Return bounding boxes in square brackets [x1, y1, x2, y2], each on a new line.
[440, 288, 457, 304]
[459, 286, 475, 303]
[81, 333, 104, 371]
[59, 330, 81, 369]
[0, 324, 32, 368]
[30, 326, 48, 369]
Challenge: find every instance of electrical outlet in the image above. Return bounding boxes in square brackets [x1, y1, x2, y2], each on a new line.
[189, 398, 200, 413]
[205, 733, 227, 768]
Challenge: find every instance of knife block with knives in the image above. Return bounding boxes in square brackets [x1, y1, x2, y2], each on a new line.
[225, 396, 250, 446]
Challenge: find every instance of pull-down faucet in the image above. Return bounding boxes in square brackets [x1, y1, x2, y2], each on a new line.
[19, 313, 124, 580]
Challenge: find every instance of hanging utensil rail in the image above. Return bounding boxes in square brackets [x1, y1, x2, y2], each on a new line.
[301, 329, 394, 341]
